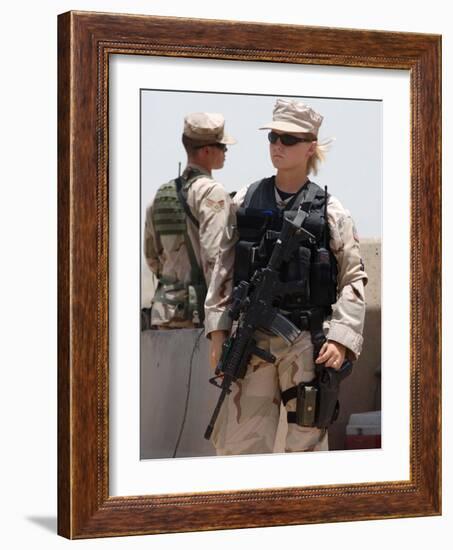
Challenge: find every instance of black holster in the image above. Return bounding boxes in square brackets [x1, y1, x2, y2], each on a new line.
[290, 361, 351, 428]
[282, 307, 353, 429]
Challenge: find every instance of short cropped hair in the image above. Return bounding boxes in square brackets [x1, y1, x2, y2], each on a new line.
[182, 134, 206, 156]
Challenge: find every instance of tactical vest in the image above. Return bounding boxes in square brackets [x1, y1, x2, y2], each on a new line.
[234, 177, 337, 317]
[151, 168, 208, 325]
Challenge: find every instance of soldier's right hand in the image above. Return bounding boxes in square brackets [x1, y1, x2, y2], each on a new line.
[209, 330, 228, 370]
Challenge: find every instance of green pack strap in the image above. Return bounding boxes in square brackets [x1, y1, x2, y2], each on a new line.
[155, 224, 187, 235]
[176, 176, 200, 229]
[178, 172, 208, 323]
[175, 172, 207, 287]
[184, 232, 204, 281]
[152, 210, 186, 221]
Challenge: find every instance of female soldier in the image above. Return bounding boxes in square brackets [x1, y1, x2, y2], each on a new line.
[204, 99, 367, 455]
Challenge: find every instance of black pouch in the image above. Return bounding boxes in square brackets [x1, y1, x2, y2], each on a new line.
[296, 383, 318, 427]
[234, 241, 259, 283]
[310, 247, 336, 306]
[315, 362, 353, 427]
[315, 380, 341, 427]
[295, 380, 339, 428]
[294, 362, 352, 428]
[283, 246, 311, 281]
[281, 246, 311, 308]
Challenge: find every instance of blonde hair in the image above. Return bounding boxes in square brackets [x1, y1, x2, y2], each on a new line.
[307, 139, 334, 176]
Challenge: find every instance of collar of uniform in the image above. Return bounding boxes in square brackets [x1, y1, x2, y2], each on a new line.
[183, 163, 211, 179]
[274, 186, 292, 209]
[273, 177, 310, 210]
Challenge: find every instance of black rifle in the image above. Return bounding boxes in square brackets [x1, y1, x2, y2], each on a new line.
[204, 207, 316, 440]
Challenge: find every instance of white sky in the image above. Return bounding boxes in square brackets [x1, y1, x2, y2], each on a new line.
[141, 90, 382, 238]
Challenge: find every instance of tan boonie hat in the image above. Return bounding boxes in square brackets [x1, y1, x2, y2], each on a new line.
[183, 112, 236, 145]
[260, 98, 323, 137]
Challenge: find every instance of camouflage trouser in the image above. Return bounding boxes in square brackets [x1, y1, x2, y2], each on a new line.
[212, 330, 329, 455]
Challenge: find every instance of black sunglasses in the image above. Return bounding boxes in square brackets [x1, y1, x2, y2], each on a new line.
[195, 142, 227, 151]
[267, 131, 313, 146]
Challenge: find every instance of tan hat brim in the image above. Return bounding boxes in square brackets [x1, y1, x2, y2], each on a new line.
[259, 121, 312, 134]
[219, 132, 236, 145]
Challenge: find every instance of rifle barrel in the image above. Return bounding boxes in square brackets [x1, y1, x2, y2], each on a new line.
[204, 387, 228, 440]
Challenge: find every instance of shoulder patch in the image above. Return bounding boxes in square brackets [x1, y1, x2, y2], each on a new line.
[205, 198, 226, 212]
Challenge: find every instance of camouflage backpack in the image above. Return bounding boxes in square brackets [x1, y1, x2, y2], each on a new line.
[151, 170, 207, 325]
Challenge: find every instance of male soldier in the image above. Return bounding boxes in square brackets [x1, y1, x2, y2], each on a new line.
[144, 112, 236, 329]
[205, 98, 367, 455]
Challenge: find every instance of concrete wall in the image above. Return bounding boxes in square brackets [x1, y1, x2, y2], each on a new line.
[141, 330, 218, 458]
[140, 239, 381, 458]
[329, 238, 381, 449]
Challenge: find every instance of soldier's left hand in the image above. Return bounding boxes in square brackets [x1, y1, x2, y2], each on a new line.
[315, 340, 346, 370]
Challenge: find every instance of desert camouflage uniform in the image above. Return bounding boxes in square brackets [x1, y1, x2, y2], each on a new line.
[205, 184, 367, 455]
[144, 164, 231, 328]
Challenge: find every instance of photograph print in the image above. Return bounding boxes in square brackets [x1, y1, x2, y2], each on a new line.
[140, 89, 382, 460]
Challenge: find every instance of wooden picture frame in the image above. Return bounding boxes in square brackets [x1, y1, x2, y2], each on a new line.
[58, 10, 441, 539]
